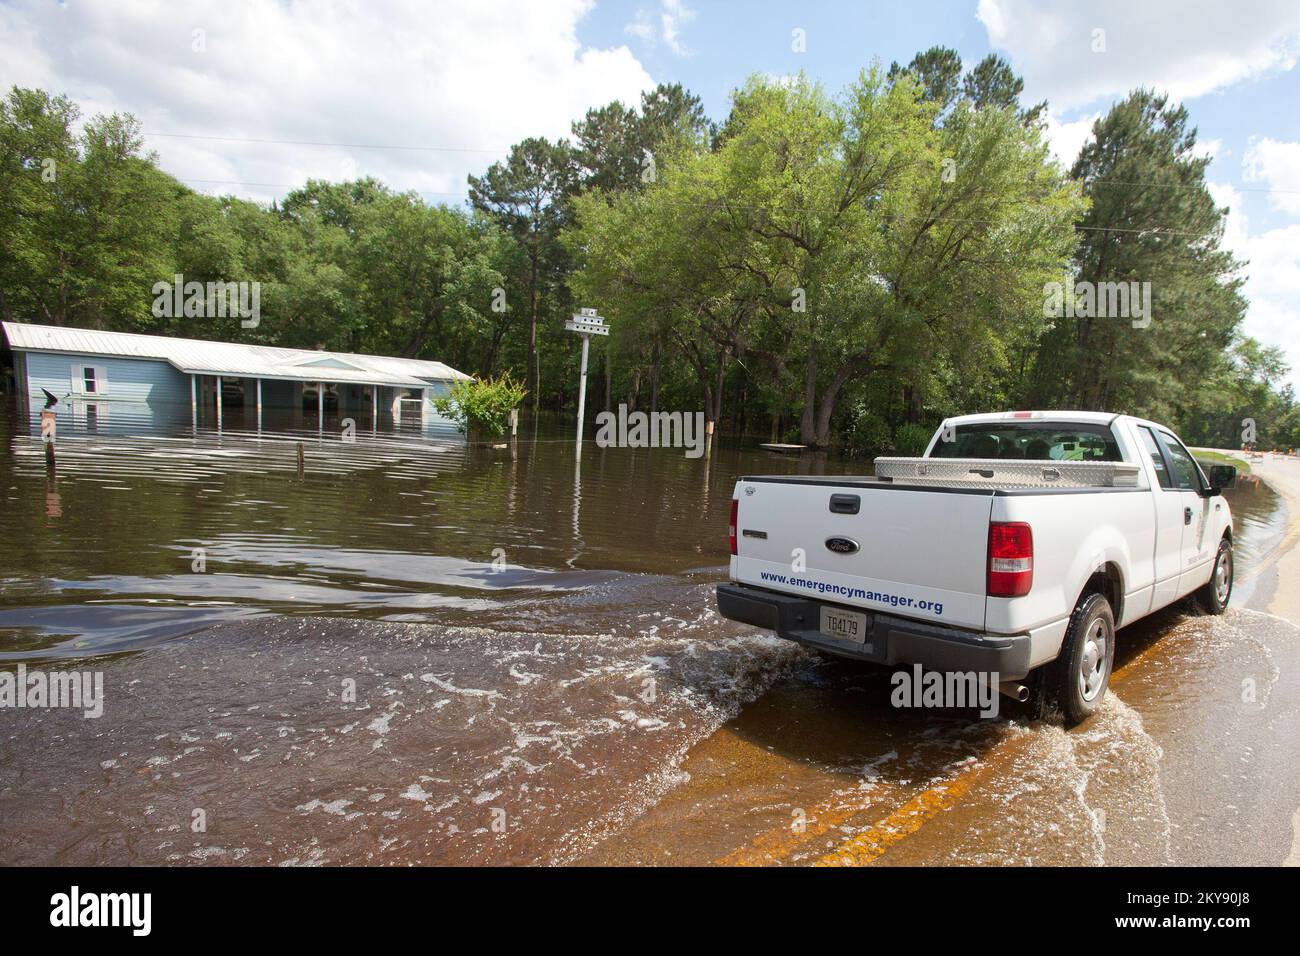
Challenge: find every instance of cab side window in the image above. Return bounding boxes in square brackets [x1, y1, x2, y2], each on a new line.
[1138, 427, 1171, 489]
[1158, 430, 1202, 491]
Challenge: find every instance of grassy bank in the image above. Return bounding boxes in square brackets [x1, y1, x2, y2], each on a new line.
[1193, 450, 1252, 474]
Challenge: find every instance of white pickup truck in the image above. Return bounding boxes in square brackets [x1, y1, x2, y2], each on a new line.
[717, 411, 1238, 723]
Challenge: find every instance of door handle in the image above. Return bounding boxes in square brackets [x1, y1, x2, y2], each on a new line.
[1184, 507, 1193, 525]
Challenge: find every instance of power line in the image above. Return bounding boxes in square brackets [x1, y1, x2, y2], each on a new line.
[177, 175, 1224, 241]
[180, 177, 468, 198]
[144, 130, 506, 154]
[1084, 177, 1300, 196]
[148, 129, 1300, 197]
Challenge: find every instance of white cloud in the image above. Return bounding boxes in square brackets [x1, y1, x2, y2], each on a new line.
[1041, 109, 1098, 169]
[660, 0, 695, 56]
[1209, 181, 1300, 391]
[625, 1, 694, 57]
[0, 0, 656, 204]
[977, 0, 1300, 111]
[1195, 138, 1224, 163]
[1243, 137, 1300, 216]
[624, 11, 655, 43]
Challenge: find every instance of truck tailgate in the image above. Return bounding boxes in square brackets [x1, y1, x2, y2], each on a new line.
[731, 478, 994, 630]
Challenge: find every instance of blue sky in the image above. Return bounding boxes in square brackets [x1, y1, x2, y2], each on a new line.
[3, 0, 1300, 389]
[580, 1, 1300, 233]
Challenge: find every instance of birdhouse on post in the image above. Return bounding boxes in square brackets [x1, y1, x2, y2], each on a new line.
[565, 308, 609, 455]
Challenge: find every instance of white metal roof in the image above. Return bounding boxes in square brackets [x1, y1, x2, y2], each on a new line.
[2, 322, 471, 389]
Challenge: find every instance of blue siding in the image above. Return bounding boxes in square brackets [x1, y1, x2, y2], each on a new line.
[23, 351, 190, 405]
[422, 382, 461, 434]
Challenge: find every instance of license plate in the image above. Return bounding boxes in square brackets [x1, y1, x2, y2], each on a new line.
[820, 606, 868, 643]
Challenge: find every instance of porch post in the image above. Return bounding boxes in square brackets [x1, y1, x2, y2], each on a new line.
[216, 376, 223, 431]
[190, 374, 196, 430]
[317, 381, 323, 434]
[256, 378, 263, 432]
[372, 385, 378, 432]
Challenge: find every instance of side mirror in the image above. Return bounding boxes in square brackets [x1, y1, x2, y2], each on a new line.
[1208, 463, 1238, 493]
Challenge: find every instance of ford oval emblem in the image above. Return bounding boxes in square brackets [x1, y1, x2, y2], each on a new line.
[825, 536, 859, 555]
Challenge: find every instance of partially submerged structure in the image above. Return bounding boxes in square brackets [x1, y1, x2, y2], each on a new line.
[2, 322, 470, 434]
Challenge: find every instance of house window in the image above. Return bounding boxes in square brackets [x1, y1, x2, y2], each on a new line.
[75, 365, 106, 396]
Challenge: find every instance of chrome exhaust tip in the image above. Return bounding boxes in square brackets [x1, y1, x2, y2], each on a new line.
[999, 681, 1029, 703]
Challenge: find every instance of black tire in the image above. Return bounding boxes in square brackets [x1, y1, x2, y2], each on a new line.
[1033, 592, 1115, 726]
[1195, 537, 1233, 615]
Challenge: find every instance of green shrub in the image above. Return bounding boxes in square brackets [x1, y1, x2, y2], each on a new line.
[893, 422, 934, 456]
[432, 372, 527, 438]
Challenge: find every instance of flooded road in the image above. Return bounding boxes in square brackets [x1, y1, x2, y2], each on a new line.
[1, 405, 1297, 866]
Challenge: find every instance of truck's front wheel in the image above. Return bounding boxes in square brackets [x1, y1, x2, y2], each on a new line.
[1195, 537, 1233, 615]
[1039, 592, 1115, 725]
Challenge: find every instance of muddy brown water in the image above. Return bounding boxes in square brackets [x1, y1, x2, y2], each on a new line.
[0, 404, 1294, 865]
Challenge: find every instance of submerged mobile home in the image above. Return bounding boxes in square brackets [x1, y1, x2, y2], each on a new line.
[2, 321, 471, 435]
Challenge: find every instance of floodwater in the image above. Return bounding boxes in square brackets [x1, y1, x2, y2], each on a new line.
[1, 403, 1296, 866]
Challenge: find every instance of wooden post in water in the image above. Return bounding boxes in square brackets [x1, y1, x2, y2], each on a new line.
[41, 408, 56, 469]
[190, 374, 197, 430]
[509, 408, 519, 460]
[297, 441, 305, 479]
[317, 381, 324, 435]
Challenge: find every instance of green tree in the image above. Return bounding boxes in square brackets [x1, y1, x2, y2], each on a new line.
[1028, 90, 1246, 421]
[468, 137, 577, 417]
[0, 87, 178, 329]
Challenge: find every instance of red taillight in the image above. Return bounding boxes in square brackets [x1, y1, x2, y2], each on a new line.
[729, 498, 739, 555]
[988, 522, 1033, 597]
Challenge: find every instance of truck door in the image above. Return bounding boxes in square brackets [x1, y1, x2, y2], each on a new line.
[1156, 428, 1214, 595]
[1136, 425, 1185, 611]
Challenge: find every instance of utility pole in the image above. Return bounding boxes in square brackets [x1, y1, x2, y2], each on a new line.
[565, 308, 609, 457]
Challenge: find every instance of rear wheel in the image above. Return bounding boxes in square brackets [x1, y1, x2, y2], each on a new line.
[1032, 592, 1115, 726]
[1196, 537, 1233, 615]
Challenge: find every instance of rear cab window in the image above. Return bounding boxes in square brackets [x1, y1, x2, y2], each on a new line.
[929, 422, 1124, 462]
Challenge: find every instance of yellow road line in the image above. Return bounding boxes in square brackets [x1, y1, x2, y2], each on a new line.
[717, 791, 889, 867]
[721, 631, 1174, 868]
[814, 759, 989, 867]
